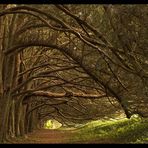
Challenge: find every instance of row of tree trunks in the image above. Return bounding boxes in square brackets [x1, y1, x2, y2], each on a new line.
[0, 9, 39, 141]
[1, 99, 39, 142]
[0, 11, 27, 132]
[0, 94, 39, 142]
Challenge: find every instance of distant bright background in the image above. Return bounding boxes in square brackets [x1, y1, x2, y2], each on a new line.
[44, 119, 62, 129]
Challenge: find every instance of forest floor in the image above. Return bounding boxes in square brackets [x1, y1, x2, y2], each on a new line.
[9, 129, 75, 144]
[8, 128, 118, 144]
[8, 117, 148, 144]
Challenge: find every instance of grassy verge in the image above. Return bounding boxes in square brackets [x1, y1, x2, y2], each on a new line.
[69, 116, 148, 143]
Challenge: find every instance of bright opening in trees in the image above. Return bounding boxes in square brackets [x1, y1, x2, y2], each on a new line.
[44, 120, 62, 129]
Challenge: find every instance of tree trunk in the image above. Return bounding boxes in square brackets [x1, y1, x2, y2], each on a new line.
[0, 54, 15, 142]
[0, 93, 11, 142]
[7, 99, 15, 138]
[14, 97, 24, 137]
[19, 105, 26, 137]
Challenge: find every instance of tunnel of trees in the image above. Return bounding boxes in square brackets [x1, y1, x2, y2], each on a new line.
[0, 4, 148, 143]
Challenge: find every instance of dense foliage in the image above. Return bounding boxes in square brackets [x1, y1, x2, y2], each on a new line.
[0, 4, 147, 143]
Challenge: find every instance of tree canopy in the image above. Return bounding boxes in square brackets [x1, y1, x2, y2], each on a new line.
[0, 4, 147, 143]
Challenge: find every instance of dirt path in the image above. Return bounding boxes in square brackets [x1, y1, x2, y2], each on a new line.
[9, 129, 119, 144]
[8, 128, 120, 144]
[10, 129, 77, 144]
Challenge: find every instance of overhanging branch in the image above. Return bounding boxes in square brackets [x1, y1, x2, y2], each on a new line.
[24, 90, 107, 102]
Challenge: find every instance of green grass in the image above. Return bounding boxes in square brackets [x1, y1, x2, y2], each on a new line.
[69, 116, 148, 143]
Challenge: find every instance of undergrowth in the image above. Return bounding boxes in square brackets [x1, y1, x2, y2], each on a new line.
[69, 116, 148, 143]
